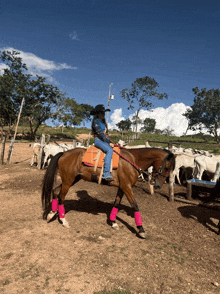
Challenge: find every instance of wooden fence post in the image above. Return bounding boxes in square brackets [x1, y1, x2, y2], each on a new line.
[47, 134, 51, 144]
[7, 139, 15, 164]
[38, 134, 45, 169]
[87, 132, 91, 147]
[7, 97, 25, 164]
[73, 140, 77, 148]
[1, 137, 6, 165]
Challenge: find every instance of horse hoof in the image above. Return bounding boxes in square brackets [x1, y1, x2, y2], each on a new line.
[60, 218, 70, 228]
[138, 232, 147, 239]
[47, 211, 57, 222]
[112, 222, 119, 230]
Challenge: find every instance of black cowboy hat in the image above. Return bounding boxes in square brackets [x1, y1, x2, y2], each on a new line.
[90, 104, 111, 115]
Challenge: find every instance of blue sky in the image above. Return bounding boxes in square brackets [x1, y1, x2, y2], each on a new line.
[0, 0, 220, 135]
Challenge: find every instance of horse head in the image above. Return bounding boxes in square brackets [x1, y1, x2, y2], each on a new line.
[150, 151, 175, 189]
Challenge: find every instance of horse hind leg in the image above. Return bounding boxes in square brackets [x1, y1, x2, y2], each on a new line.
[57, 182, 72, 228]
[47, 184, 61, 223]
[109, 188, 124, 230]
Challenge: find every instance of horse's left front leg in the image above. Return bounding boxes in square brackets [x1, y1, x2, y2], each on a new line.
[132, 202, 146, 239]
[120, 185, 146, 239]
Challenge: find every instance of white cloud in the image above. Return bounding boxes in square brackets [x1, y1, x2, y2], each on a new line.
[0, 63, 9, 75]
[108, 108, 125, 129]
[109, 103, 197, 136]
[0, 47, 76, 81]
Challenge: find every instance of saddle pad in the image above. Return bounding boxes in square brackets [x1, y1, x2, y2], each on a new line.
[82, 145, 120, 169]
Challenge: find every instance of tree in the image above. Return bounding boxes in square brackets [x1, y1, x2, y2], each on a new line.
[183, 87, 220, 142]
[54, 98, 93, 128]
[131, 115, 142, 132]
[0, 50, 30, 138]
[162, 127, 174, 136]
[116, 118, 132, 137]
[0, 50, 69, 139]
[140, 117, 156, 133]
[24, 76, 66, 138]
[121, 76, 168, 133]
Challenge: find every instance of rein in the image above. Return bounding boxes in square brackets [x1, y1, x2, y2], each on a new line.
[113, 145, 147, 176]
[113, 145, 152, 177]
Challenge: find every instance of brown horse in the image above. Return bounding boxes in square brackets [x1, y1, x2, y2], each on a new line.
[42, 147, 175, 238]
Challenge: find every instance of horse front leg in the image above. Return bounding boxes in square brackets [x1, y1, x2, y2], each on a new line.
[132, 202, 146, 239]
[119, 185, 146, 239]
[109, 188, 124, 230]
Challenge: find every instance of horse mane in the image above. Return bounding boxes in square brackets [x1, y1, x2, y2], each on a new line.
[163, 149, 176, 170]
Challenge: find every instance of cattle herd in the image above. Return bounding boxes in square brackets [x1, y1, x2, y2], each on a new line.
[30, 139, 220, 185]
[30, 141, 84, 168]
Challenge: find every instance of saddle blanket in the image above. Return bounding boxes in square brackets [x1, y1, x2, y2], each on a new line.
[82, 145, 120, 169]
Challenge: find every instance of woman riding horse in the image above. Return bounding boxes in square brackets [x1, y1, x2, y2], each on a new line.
[91, 104, 114, 182]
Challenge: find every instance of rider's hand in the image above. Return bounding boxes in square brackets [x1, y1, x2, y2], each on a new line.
[110, 143, 114, 148]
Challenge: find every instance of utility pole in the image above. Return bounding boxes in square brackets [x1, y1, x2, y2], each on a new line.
[106, 83, 114, 125]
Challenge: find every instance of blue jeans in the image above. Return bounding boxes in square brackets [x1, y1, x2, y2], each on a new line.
[94, 137, 113, 178]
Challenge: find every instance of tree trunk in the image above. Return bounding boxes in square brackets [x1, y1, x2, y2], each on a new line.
[0, 121, 3, 140]
[214, 122, 219, 143]
[28, 116, 34, 138]
[32, 125, 40, 140]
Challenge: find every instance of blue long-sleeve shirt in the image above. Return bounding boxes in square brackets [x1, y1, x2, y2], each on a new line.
[92, 118, 111, 144]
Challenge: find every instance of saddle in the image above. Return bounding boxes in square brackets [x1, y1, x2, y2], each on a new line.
[82, 145, 120, 170]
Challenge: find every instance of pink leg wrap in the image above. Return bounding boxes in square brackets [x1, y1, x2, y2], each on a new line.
[59, 205, 65, 218]
[110, 207, 118, 221]
[135, 211, 142, 226]
[52, 199, 58, 212]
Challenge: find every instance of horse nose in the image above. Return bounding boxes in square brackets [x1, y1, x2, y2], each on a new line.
[154, 180, 161, 189]
[150, 179, 155, 185]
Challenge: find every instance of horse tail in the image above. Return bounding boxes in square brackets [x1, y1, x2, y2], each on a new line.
[41, 152, 63, 212]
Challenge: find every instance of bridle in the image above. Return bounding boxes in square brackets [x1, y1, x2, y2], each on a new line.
[149, 155, 171, 185]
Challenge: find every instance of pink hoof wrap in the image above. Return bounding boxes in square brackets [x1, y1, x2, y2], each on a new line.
[52, 199, 58, 212]
[110, 207, 118, 221]
[59, 205, 65, 218]
[135, 211, 142, 226]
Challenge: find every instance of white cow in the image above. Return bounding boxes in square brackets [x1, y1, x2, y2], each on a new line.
[193, 155, 220, 181]
[42, 144, 67, 169]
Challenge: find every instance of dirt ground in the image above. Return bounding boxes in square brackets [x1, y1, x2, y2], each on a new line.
[1, 142, 220, 294]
